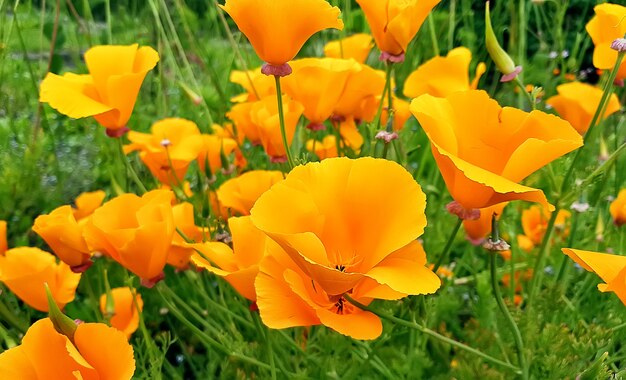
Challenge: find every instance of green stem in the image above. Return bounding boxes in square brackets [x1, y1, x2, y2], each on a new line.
[104, 0, 112, 44]
[273, 76, 295, 169]
[526, 205, 559, 306]
[0, 297, 27, 333]
[433, 218, 463, 272]
[427, 14, 440, 56]
[344, 295, 521, 374]
[116, 139, 148, 194]
[490, 253, 529, 380]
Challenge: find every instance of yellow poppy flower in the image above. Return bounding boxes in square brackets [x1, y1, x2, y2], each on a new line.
[39, 44, 159, 136]
[100, 287, 143, 339]
[324, 33, 374, 63]
[216, 170, 284, 216]
[586, 3, 626, 80]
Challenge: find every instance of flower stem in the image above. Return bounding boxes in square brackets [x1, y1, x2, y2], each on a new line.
[432, 217, 463, 272]
[116, 138, 148, 194]
[490, 253, 529, 380]
[273, 76, 295, 169]
[344, 295, 521, 374]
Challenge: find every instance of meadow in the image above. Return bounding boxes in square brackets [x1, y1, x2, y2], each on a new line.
[0, 0, 625, 378]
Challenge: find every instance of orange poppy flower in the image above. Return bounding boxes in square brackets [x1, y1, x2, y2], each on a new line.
[0, 318, 135, 379]
[216, 170, 284, 216]
[251, 94, 304, 162]
[0, 247, 80, 312]
[282, 58, 361, 130]
[380, 95, 412, 131]
[211, 122, 244, 145]
[333, 64, 385, 120]
[230, 68, 276, 102]
[256, 237, 432, 339]
[39, 44, 159, 136]
[562, 248, 626, 305]
[404, 47, 486, 98]
[586, 4, 626, 80]
[0, 220, 6, 255]
[410, 90, 583, 211]
[191, 216, 267, 301]
[219, 0, 343, 74]
[72, 190, 106, 221]
[324, 33, 374, 63]
[306, 135, 339, 160]
[227, 102, 262, 145]
[124, 118, 202, 185]
[83, 190, 175, 285]
[610, 189, 626, 226]
[463, 202, 508, 245]
[168, 202, 207, 269]
[356, 0, 441, 60]
[546, 82, 621, 134]
[195, 134, 242, 175]
[335, 116, 364, 152]
[100, 287, 143, 339]
[517, 205, 570, 252]
[32, 205, 92, 271]
[250, 157, 441, 297]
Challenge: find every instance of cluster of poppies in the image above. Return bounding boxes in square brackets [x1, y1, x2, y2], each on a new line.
[1, 1, 625, 378]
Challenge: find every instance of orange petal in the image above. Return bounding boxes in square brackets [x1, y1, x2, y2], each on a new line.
[74, 322, 136, 379]
[39, 72, 113, 119]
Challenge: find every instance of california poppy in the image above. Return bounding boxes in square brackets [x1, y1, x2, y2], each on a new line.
[410, 90, 583, 211]
[251, 94, 305, 162]
[191, 216, 267, 301]
[195, 134, 242, 175]
[0, 220, 6, 255]
[356, 0, 441, 60]
[73, 190, 106, 221]
[83, 190, 175, 285]
[219, 0, 343, 75]
[250, 157, 440, 297]
[227, 102, 262, 145]
[546, 82, 621, 134]
[216, 170, 284, 216]
[324, 33, 374, 64]
[586, 3, 626, 80]
[306, 135, 339, 160]
[32, 205, 92, 271]
[0, 318, 135, 379]
[282, 58, 361, 130]
[517, 205, 570, 252]
[168, 202, 207, 269]
[124, 118, 202, 185]
[333, 64, 385, 120]
[0, 247, 80, 312]
[39, 44, 159, 136]
[404, 47, 486, 98]
[100, 287, 143, 339]
[463, 202, 508, 245]
[335, 116, 364, 152]
[562, 248, 626, 305]
[610, 189, 626, 226]
[380, 95, 412, 131]
[230, 68, 276, 102]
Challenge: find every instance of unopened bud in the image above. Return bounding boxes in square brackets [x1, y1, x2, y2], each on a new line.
[485, 1, 522, 82]
[375, 131, 399, 143]
[179, 82, 203, 105]
[45, 283, 78, 343]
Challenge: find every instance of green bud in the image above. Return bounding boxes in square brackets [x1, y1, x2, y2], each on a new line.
[485, 1, 521, 82]
[45, 283, 77, 343]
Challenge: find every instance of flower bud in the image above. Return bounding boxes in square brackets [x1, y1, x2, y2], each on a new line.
[485, 1, 522, 82]
[45, 282, 77, 343]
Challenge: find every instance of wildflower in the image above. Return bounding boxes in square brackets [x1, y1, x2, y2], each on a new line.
[336, 116, 364, 152]
[410, 90, 583, 212]
[216, 171, 284, 216]
[356, 0, 441, 62]
[546, 82, 621, 134]
[168, 203, 207, 270]
[380, 95, 412, 131]
[99, 287, 143, 339]
[324, 33, 374, 63]
[586, 4, 626, 80]
[0, 220, 6, 255]
[0, 318, 135, 379]
[191, 216, 267, 301]
[250, 157, 440, 297]
[250, 94, 304, 162]
[83, 190, 175, 286]
[227, 102, 262, 145]
[124, 118, 202, 185]
[306, 135, 340, 159]
[0, 247, 80, 312]
[333, 64, 385, 120]
[517, 205, 570, 252]
[610, 189, 626, 226]
[32, 205, 92, 271]
[195, 134, 242, 175]
[404, 47, 486, 98]
[72, 190, 106, 221]
[282, 58, 361, 130]
[219, 0, 343, 76]
[39, 44, 159, 137]
[230, 67, 276, 102]
[463, 202, 508, 245]
[562, 248, 626, 305]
